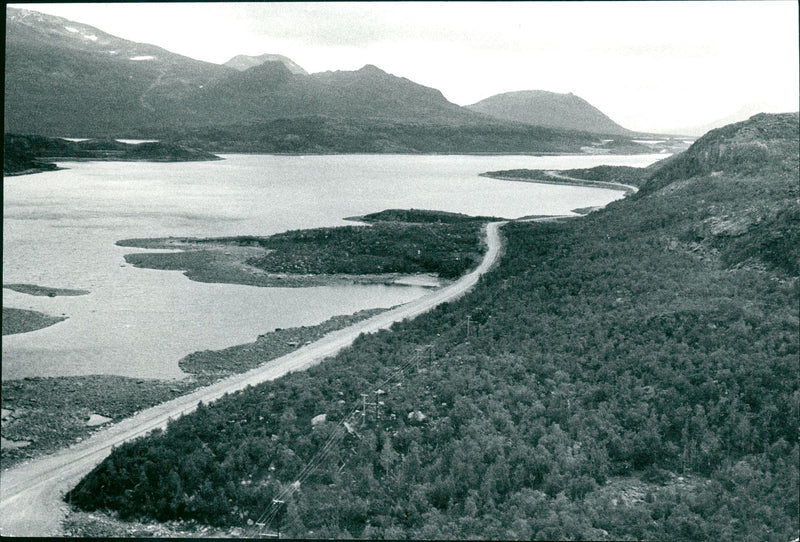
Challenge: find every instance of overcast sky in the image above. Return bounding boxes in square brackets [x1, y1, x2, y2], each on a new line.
[14, 1, 799, 133]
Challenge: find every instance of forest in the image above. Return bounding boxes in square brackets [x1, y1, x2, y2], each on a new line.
[67, 113, 799, 540]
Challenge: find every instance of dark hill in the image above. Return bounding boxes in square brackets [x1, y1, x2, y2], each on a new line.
[637, 112, 800, 275]
[485, 113, 799, 275]
[467, 90, 636, 136]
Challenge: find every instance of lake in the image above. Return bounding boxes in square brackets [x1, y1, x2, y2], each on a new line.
[2, 153, 665, 380]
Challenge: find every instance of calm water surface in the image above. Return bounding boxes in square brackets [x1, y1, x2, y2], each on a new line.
[3, 153, 664, 380]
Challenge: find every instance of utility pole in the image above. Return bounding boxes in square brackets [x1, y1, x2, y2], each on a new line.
[466, 315, 471, 339]
[272, 499, 285, 539]
[361, 393, 377, 424]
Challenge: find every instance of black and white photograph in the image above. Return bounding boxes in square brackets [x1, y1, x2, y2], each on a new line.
[2, 1, 798, 538]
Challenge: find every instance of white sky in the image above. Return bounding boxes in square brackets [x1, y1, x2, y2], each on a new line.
[12, 1, 800, 133]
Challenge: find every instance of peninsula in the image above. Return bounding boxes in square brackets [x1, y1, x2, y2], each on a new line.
[3, 135, 221, 176]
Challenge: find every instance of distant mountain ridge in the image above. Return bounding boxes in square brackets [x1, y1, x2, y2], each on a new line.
[4, 7, 486, 134]
[467, 90, 635, 136]
[224, 53, 308, 75]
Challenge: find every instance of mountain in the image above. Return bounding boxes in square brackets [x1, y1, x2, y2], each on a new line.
[224, 53, 308, 75]
[4, 7, 648, 154]
[185, 63, 482, 126]
[4, 7, 482, 134]
[467, 90, 636, 136]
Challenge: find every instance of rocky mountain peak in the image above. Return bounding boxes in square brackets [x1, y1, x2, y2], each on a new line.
[223, 53, 308, 75]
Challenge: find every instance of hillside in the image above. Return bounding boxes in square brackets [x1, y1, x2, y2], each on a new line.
[67, 114, 798, 539]
[4, 7, 234, 136]
[468, 90, 636, 136]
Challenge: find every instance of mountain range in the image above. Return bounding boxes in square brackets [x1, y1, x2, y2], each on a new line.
[5, 7, 664, 153]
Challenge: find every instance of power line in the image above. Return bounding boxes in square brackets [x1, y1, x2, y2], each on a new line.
[248, 316, 473, 536]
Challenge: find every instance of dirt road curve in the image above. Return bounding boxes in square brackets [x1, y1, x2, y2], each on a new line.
[0, 221, 507, 537]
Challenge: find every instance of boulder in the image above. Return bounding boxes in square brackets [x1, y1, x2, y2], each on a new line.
[311, 413, 327, 427]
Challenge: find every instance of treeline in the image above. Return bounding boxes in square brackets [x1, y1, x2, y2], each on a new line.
[148, 116, 612, 155]
[357, 208, 498, 224]
[67, 114, 799, 539]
